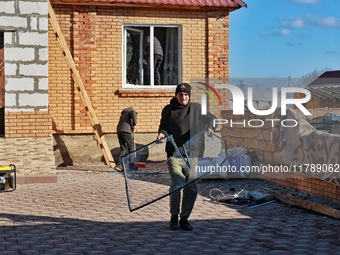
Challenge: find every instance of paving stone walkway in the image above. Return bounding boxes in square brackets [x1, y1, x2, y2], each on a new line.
[0, 168, 339, 254]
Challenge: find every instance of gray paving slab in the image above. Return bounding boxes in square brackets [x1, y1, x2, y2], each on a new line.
[0, 169, 339, 254]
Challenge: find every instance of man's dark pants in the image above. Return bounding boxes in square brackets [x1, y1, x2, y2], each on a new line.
[154, 54, 163, 85]
[117, 132, 133, 168]
[145, 54, 163, 85]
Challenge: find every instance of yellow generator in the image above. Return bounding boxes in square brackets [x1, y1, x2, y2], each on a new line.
[0, 165, 16, 192]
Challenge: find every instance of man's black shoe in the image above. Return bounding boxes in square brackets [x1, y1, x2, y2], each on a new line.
[169, 214, 178, 230]
[179, 218, 193, 231]
[114, 166, 123, 172]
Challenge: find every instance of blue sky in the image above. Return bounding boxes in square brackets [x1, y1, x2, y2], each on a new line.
[229, 0, 340, 79]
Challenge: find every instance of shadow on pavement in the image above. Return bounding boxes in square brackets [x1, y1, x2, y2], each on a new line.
[1, 210, 340, 254]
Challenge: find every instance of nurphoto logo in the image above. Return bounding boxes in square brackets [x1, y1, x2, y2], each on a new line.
[199, 83, 312, 128]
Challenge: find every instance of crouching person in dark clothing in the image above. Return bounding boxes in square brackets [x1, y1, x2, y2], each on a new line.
[157, 83, 216, 231]
[115, 107, 137, 172]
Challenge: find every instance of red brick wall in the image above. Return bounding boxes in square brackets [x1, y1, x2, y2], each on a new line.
[206, 11, 230, 119]
[265, 175, 340, 203]
[48, 5, 230, 134]
[208, 10, 229, 78]
[256, 166, 340, 203]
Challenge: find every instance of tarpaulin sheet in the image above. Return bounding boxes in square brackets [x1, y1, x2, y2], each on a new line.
[271, 108, 340, 186]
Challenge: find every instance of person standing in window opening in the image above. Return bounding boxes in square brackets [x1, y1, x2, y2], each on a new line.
[157, 83, 216, 231]
[126, 34, 140, 85]
[143, 34, 163, 85]
[115, 107, 137, 172]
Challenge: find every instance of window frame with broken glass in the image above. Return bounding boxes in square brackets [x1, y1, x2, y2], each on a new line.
[122, 24, 182, 88]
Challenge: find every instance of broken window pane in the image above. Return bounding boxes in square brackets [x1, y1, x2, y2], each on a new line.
[123, 26, 180, 87]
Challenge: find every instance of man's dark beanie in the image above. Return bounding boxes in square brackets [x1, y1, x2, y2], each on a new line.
[175, 83, 191, 97]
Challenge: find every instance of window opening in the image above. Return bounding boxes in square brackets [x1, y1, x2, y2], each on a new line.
[123, 25, 181, 87]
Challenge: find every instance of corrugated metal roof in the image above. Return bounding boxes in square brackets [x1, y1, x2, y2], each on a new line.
[307, 86, 340, 99]
[50, 0, 247, 8]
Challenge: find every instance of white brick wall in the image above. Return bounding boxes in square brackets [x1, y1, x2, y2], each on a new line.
[6, 47, 35, 62]
[5, 107, 35, 112]
[5, 63, 17, 76]
[1, 0, 49, 111]
[0, 16, 27, 29]
[39, 48, 48, 62]
[38, 78, 48, 90]
[0, 1, 16, 14]
[20, 63, 48, 77]
[19, 1, 47, 15]
[39, 17, 48, 31]
[19, 93, 48, 107]
[6, 78, 35, 91]
[4, 32, 14, 44]
[31, 17, 38, 31]
[19, 32, 48, 47]
[5, 93, 17, 107]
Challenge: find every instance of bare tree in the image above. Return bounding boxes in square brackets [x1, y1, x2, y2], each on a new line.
[296, 67, 333, 87]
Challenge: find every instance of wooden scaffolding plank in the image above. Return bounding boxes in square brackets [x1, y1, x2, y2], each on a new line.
[48, 0, 115, 168]
[274, 192, 340, 219]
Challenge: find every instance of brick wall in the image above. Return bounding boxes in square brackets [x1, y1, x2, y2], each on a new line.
[48, 5, 230, 134]
[0, 0, 56, 182]
[221, 110, 279, 163]
[206, 11, 230, 119]
[5, 111, 52, 138]
[1, 0, 49, 112]
[2, 111, 56, 182]
[207, 10, 229, 78]
[221, 109, 340, 204]
[0, 136, 57, 183]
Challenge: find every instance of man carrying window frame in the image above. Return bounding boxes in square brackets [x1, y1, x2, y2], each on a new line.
[157, 83, 216, 230]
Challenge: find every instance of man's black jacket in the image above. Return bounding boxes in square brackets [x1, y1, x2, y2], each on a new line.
[158, 97, 216, 157]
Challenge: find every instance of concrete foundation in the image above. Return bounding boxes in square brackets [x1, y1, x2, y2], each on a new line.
[53, 133, 158, 166]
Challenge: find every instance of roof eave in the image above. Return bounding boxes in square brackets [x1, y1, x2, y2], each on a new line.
[49, 0, 246, 10]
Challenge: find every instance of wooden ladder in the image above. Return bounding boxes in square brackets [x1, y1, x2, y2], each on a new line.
[48, 1, 115, 168]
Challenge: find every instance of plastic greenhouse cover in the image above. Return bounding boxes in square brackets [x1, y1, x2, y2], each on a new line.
[122, 131, 227, 212]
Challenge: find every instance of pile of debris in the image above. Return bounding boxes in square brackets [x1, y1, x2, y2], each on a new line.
[200, 179, 340, 218]
[209, 187, 274, 207]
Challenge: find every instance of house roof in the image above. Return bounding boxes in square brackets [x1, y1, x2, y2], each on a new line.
[305, 70, 340, 99]
[308, 71, 340, 88]
[50, 0, 247, 9]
